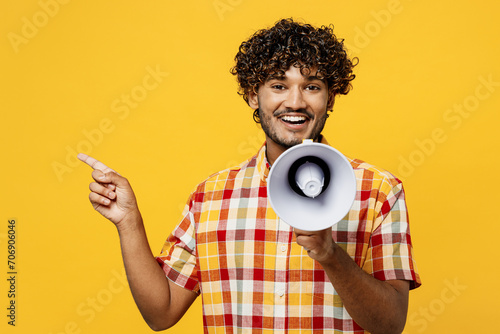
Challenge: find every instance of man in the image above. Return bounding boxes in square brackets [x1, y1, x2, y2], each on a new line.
[79, 18, 421, 333]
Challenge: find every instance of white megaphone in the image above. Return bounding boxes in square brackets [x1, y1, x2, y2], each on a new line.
[267, 140, 357, 231]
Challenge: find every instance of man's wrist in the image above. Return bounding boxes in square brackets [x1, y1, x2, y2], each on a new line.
[116, 209, 144, 236]
[317, 242, 342, 270]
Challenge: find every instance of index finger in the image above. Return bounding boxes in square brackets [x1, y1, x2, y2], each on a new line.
[294, 226, 331, 236]
[77, 153, 117, 174]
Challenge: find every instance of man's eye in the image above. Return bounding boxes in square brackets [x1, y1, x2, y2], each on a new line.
[272, 84, 285, 90]
[306, 85, 320, 90]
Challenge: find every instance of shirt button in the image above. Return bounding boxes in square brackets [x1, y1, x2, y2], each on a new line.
[279, 290, 285, 297]
[281, 245, 286, 252]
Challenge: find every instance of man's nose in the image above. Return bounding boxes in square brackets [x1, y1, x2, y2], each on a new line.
[283, 88, 307, 110]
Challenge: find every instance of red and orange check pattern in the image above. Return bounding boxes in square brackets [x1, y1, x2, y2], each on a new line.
[156, 140, 421, 333]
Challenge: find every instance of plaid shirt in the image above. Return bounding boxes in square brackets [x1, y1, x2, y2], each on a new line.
[156, 140, 421, 333]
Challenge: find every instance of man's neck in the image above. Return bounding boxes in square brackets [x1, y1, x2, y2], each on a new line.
[265, 134, 323, 166]
[265, 143, 287, 166]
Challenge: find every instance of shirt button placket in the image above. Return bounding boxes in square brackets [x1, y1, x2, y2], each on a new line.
[273, 218, 290, 332]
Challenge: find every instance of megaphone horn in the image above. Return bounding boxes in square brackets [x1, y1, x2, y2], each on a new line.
[267, 140, 357, 231]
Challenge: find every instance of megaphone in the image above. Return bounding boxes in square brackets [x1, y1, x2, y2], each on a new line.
[267, 140, 357, 231]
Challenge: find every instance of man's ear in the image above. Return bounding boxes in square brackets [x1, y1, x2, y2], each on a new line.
[327, 92, 335, 110]
[248, 89, 259, 109]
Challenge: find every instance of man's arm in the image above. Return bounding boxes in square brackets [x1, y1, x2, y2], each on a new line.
[295, 227, 409, 334]
[78, 154, 197, 331]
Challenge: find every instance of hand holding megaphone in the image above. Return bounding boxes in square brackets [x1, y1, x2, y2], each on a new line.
[267, 140, 356, 231]
[294, 226, 336, 263]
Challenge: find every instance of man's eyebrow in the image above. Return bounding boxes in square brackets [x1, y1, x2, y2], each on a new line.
[265, 74, 326, 82]
[266, 73, 285, 81]
[305, 75, 325, 82]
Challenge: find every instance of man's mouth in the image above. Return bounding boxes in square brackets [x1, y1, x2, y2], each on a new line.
[279, 115, 308, 125]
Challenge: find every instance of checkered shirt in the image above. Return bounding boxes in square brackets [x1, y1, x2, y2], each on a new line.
[156, 140, 421, 333]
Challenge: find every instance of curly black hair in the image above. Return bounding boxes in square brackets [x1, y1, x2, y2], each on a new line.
[231, 18, 357, 122]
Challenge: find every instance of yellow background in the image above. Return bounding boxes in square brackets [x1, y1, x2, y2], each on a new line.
[1, 0, 499, 333]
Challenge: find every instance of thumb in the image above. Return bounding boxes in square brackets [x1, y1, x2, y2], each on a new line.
[295, 235, 315, 252]
[294, 229, 313, 247]
[92, 169, 129, 189]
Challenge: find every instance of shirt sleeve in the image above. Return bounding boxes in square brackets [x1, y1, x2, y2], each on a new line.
[362, 178, 422, 289]
[155, 193, 200, 294]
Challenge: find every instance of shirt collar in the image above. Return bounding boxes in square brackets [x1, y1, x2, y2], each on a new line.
[256, 144, 270, 182]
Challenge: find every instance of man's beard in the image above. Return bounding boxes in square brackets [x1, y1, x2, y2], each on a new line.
[259, 108, 328, 149]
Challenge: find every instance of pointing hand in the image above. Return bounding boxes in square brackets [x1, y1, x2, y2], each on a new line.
[78, 153, 140, 229]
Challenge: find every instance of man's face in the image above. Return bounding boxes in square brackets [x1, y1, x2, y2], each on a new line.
[248, 66, 334, 152]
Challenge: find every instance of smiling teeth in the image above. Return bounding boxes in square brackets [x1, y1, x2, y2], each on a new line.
[281, 115, 306, 122]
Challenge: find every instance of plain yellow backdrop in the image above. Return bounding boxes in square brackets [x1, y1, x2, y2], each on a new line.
[1, 0, 499, 333]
